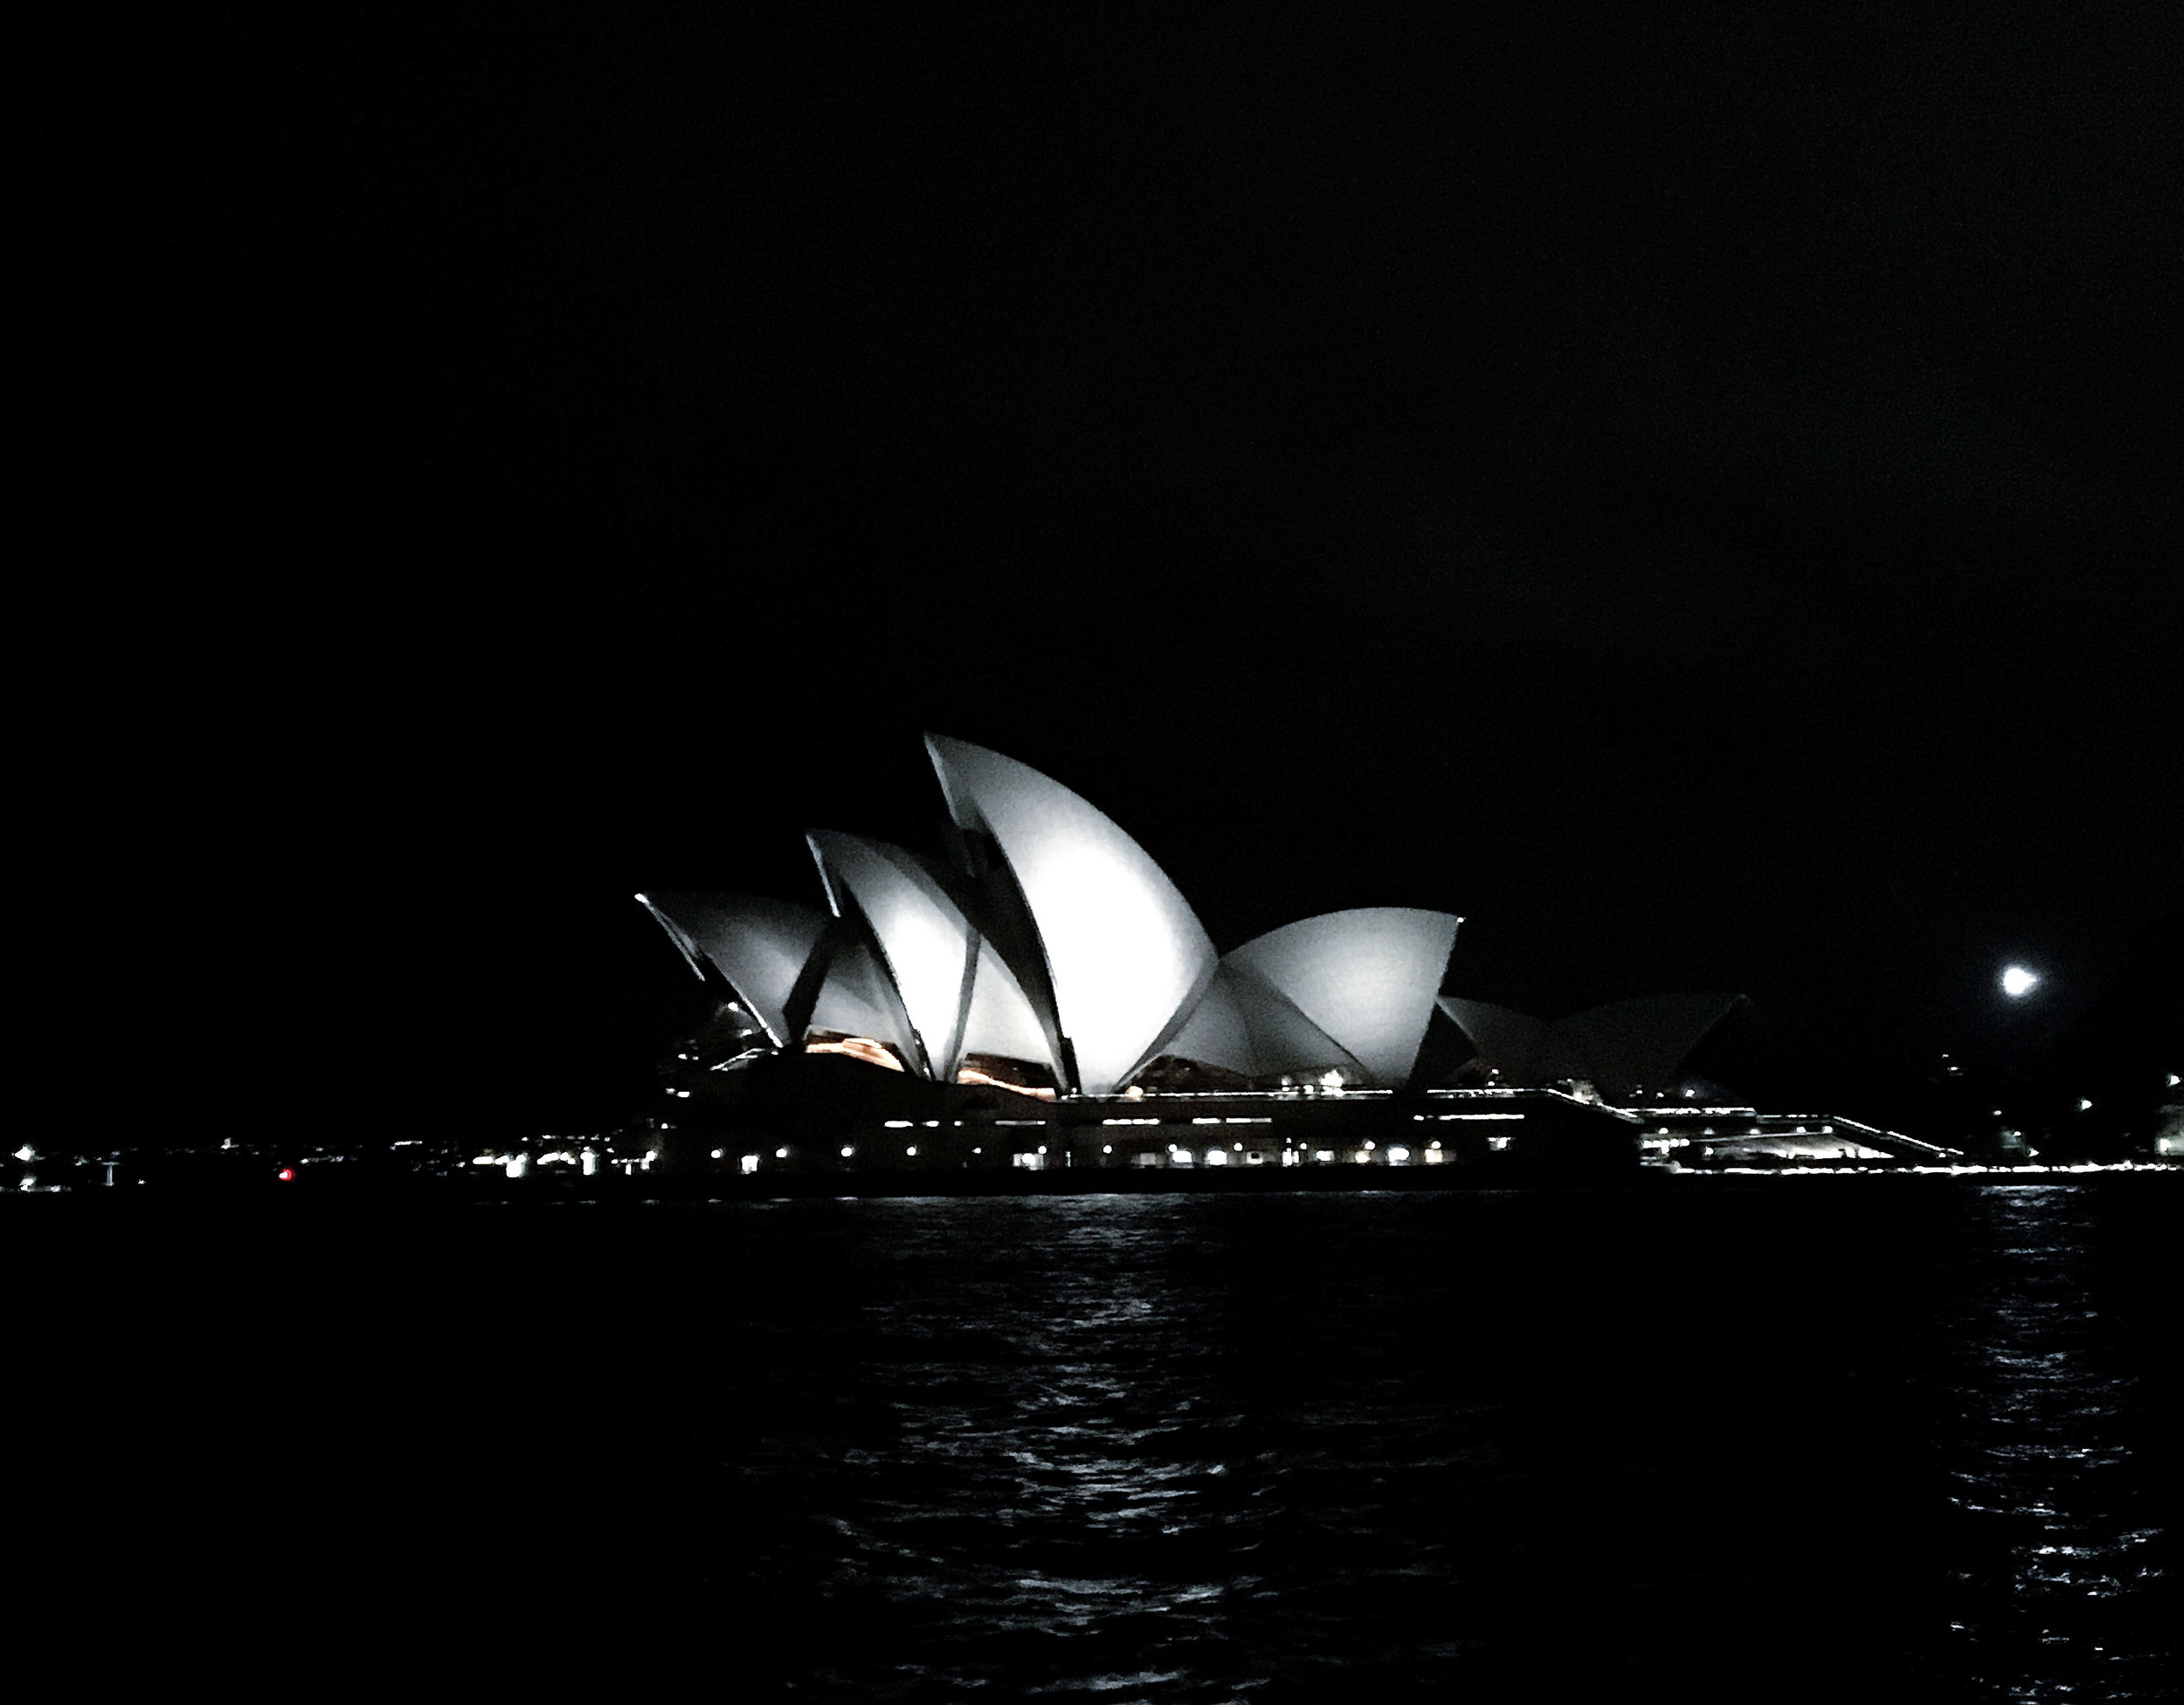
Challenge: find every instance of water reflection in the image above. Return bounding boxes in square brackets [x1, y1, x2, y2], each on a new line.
[1930, 1185, 2170, 1700]
[695, 1186, 2173, 1701]
[708, 1196, 1521, 1698]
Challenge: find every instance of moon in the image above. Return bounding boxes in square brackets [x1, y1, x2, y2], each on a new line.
[2001, 964, 2040, 998]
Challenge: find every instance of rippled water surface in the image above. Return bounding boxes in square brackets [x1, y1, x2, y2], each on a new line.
[23, 1180, 2176, 1701]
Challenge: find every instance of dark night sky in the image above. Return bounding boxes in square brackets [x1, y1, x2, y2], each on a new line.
[45, 8, 2178, 1136]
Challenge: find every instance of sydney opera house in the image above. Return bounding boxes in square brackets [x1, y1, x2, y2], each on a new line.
[638, 737, 1946, 1177]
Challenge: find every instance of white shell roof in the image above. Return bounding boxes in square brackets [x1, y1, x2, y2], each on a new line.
[806, 939, 919, 1059]
[958, 936, 1061, 1073]
[636, 893, 831, 1049]
[1225, 908, 1462, 1087]
[808, 830, 979, 1080]
[1160, 962, 1365, 1081]
[926, 735, 1217, 1096]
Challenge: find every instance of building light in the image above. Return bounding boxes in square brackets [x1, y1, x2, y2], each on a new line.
[840, 1146, 854, 1158]
[906, 1145, 918, 1156]
[1102, 1144, 1113, 1154]
[1388, 1147, 1409, 1163]
[1427, 1140, 1441, 1150]
[2078, 1099, 2094, 1111]
[1205, 1149, 1227, 1165]
[711, 1149, 724, 1159]
[1363, 1140, 1375, 1151]
[776, 1147, 790, 1158]
[741, 1154, 759, 1174]
[885, 1120, 913, 1129]
[1313, 1150, 1334, 1163]
[1233, 1142, 1243, 1151]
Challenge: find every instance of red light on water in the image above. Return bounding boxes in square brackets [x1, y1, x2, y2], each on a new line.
[277, 1167, 295, 1182]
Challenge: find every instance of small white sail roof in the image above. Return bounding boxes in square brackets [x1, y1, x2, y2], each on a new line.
[635, 893, 830, 1049]
[1158, 961, 1365, 1081]
[1225, 908, 1462, 1087]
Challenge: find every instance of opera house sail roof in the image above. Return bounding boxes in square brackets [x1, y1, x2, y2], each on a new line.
[1435, 993, 1744, 1101]
[639, 736, 1735, 1101]
[1227, 908, 1463, 1088]
[925, 735, 1219, 1096]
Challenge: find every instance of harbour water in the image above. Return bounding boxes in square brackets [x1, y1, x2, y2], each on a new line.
[16, 1177, 2174, 1699]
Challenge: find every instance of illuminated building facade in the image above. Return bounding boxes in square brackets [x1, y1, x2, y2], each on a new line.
[639, 737, 1743, 1122]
